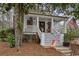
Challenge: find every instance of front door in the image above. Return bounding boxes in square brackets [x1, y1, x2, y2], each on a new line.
[39, 22, 45, 32]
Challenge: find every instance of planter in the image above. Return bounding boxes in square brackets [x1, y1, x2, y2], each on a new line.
[63, 42, 70, 47]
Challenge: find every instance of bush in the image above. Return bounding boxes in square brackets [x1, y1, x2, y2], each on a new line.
[0, 29, 5, 38]
[0, 28, 15, 48]
[0, 28, 14, 41]
[6, 28, 14, 34]
[64, 29, 79, 42]
[7, 33, 15, 48]
[0, 29, 6, 41]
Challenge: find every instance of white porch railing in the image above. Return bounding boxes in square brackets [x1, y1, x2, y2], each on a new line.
[24, 25, 38, 33]
[40, 32, 53, 47]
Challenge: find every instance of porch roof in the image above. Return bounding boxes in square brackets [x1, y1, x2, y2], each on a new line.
[27, 12, 68, 19]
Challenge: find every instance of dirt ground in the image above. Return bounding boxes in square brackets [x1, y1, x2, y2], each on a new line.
[0, 42, 63, 56]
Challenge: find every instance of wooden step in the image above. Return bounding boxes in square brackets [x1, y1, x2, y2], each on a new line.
[54, 46, 70, 50]
[59, 50, 71, 54]
[54, 46, 71, 56]
[65, 53, 71, 56]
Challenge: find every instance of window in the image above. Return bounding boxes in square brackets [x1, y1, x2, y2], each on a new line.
[27, 17, 33, 25]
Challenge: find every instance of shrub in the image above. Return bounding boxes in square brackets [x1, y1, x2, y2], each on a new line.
[0, 29, 6, 41]
[6, 28, 14, 34]
[0, 29, 5, 38]
[7, 33, 15, 48]
[0, 28, 14, 41]
[64, 29, 79, 42]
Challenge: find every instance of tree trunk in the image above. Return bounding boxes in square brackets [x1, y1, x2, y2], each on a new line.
[14, 4, 24, 48]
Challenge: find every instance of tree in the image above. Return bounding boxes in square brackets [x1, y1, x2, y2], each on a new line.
[0, 3, 36, 48]
[73, 4, 79, 19]
[14, 3, 36, 48]
[14, 4, 23, 48]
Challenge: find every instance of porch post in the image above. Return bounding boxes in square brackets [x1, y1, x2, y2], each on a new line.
[51, 18, 54, 33]
[23, 16, 27, 33]
[37, 17, 39, 31]
[45, 20, 48, 32]
[64, 18, 67, 33]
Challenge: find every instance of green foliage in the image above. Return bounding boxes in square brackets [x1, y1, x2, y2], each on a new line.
[0, 29, 5, 38]
[64, 29, 79, 42]
[73, 4, 79, 19]
[2, 3, 12, 11]
[5, 28, 14, 34]
[0, 28, 15, 48]
[17, 20, 23, 31]
[0, 29, 14, 41]
[7, 33, 15, 48]
[23, 3, 36, 14]
[0, 29, 7, 41]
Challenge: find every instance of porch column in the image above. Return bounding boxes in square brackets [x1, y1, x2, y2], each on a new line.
[45, 20, 48, 32]
[23, 16, 27, 33]
[64, 18, 67, 33]
[51, 18, 54, 33]
[37, 17, 39, 31]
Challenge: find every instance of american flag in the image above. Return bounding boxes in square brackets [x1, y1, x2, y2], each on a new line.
[68, 16, 78, 29]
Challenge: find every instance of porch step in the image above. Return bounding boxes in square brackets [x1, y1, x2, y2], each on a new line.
[65, 54, 71, 56]
[54, 46, 72, 56]
[54, 46, 70, 49]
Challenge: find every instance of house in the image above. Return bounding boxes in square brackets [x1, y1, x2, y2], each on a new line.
[0, 7, 78, 48]
[23, 12, 68, 47]
[1, 8, 78, 48]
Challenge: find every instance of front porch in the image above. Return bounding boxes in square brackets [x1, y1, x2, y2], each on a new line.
[22, 13, 68, 47]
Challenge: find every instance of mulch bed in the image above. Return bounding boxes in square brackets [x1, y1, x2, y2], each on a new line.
[0, 42, 63, 56]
